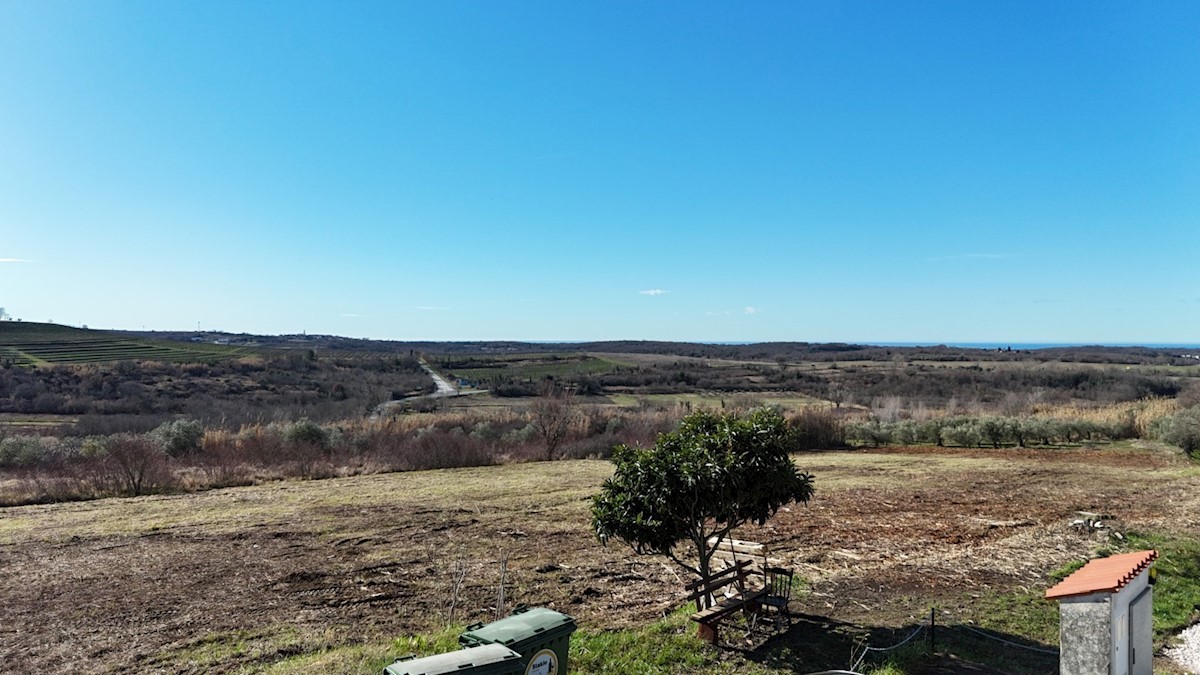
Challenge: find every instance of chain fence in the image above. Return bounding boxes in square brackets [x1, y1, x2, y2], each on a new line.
[847, 607, 1060, 671]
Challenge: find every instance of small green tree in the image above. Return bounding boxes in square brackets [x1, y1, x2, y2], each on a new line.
[1159, 406, 1200, 457]
[150, 419, 204, 457]
[283, 418, 331, 453]
[591, 408, 814, 580]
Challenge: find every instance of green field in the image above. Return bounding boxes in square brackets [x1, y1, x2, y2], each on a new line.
[436, 353, 630, 383]
[0, 322, 268, 365]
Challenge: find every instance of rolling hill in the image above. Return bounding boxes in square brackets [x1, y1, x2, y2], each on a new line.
[0, 322, 269, 366]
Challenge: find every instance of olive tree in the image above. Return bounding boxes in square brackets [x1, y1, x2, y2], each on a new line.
[1158, 406, 1200, 457]
[591, 407, 814, 580]
[150, 419, 204, 457]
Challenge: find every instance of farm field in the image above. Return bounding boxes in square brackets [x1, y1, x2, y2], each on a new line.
[433, 353, 631, 383]
[1, 444, 1197, 674]
[0, 323, 267, 365]
[602, 391, 828, 412]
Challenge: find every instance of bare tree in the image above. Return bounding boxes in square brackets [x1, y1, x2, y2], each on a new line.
[529, 381, 577, 460]
[827, 381, 849, 409]
[446, 558, 468, 628]
[102, 434, 171, 496]
[872, 395, 904, 422]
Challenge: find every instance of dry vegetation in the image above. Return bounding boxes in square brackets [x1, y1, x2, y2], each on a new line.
[4, 333, 1200, 672]
[2, 444, 1197, 674]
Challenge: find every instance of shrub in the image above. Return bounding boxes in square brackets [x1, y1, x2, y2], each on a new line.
[941, 419, 982, 448]
[94, 434, 174, 497]
[150, 419, 204, 457]
[0, 436, 49, 468]
[788, 407, 846, 449]
[468, 422, 497, 442]
[893, 420, 921, 446]
[978, 417, 1007, 448]
[558, 433, 620, 460]
[846, 420, 891, 447]
[283, 419, 331, 453]
[406, 429, 493, 470]
[1152, 406, 1200, 457]
[502, 423, 538, 445]
[917, 419, 944, 445]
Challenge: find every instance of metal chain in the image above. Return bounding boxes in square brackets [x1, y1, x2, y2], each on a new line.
[955, 623, 1061, 656]
[848, 607, 1059, 671]
[863, 623, 926, 653]
[850, 623, 926, 671]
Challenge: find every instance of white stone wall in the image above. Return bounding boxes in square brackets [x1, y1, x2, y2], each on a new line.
[1060, 593, 1112, 675]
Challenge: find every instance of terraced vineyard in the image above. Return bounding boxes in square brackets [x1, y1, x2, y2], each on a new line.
[0, 322, 269, 365]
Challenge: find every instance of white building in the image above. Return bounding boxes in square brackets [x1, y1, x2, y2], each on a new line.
[1045, 549, 1157, 675]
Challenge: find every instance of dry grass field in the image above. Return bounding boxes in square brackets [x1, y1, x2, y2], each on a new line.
[1, 444, 1198, 674]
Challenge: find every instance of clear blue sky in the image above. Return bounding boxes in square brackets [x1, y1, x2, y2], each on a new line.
[2, 1, 1197, 343]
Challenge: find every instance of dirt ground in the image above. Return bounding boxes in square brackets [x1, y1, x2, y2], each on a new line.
[1, 445, 1197, 674]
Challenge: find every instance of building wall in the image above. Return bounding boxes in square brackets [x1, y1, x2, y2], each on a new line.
[1060, 593, 1111, 675]
[1110, 572, 1152, 675]
[1058, 569, 1153, 675]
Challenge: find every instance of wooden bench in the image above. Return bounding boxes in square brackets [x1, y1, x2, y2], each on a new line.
[685, 559, 766, 644]
[707, 537, 797, 631]
[706, 537, 786, 590]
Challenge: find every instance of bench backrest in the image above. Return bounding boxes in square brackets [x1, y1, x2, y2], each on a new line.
[685, 559, 754, 611]
[707, 537, 783, 589]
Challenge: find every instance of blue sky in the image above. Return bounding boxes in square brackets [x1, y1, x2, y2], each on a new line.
[2, 1, 1197, 343]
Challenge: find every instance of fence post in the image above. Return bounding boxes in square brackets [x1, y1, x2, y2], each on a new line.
[929, 607, 936, 654]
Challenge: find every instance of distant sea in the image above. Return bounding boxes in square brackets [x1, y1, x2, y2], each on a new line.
[532, 340, 1200, 350]
[869, 342, 1200, 350]
[694, 341, 1200, 350]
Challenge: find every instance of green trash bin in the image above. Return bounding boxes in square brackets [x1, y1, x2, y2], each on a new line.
[383, 643, 523, 675]
[459, 606, 577, 675]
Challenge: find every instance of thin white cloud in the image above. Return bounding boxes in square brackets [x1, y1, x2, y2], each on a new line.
[639, 289, 669, 296]
[744, 306, 760, 315]
[924, 253, 1017, 262]
[0, 258, 32, 263]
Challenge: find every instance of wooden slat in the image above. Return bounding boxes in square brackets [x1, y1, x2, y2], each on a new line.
[707, 537, 765, 555]
[684, 559, 752, 593]
[690, 588, 766, 622]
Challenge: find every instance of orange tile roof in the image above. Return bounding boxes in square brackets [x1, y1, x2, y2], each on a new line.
[1045, 550, 1158, 600]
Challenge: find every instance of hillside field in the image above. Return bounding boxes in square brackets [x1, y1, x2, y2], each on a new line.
[0, 322, 267, 366]
[1, 443, 1198, 674]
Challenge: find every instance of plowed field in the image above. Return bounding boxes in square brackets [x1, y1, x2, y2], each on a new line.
[1, 445, 1196, 673]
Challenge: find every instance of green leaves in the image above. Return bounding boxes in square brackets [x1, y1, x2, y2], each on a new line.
[591, 407, 814, 576]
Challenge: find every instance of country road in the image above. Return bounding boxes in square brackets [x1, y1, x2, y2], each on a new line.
[368, 360, 483, 420]
[421, 360, 457, 397]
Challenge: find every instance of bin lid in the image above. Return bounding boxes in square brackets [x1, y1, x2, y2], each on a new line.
[383, 643, 522, 675]
[460, 607, 577, 647]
